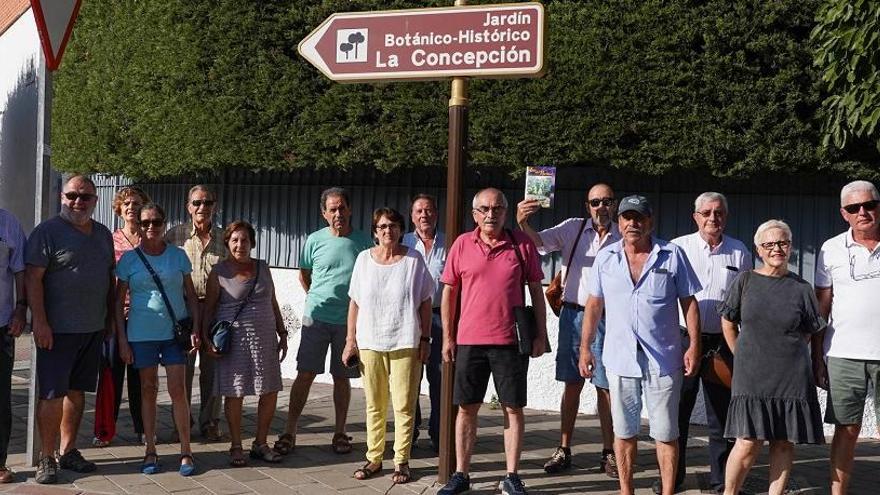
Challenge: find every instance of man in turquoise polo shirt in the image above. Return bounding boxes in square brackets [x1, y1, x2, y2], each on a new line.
[277, 187, 373, 456]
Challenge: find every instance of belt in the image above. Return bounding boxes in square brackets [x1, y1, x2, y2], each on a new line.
[562, 301, 585, 311]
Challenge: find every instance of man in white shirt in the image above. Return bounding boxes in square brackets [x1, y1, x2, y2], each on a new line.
[814, 180, 880, 495]
[666, 192, 752, 495]
[517, 183, 621, 477]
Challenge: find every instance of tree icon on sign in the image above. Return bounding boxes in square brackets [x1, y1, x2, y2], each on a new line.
[339, 42, 353, 59]
[348, 32, 365, 58]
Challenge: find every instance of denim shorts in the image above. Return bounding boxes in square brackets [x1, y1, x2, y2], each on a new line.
[556, 304, 609, 389]
[131, 339, 187, 369]
[608, 346, 683, 442]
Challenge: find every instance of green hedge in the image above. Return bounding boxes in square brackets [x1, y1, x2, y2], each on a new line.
[52, 0, 875, 179]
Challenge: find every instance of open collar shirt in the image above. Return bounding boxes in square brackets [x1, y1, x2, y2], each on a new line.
[402, 230, 446, 308]
[670, 232, 752, 335]
[538, 218, 620, 305]
[588, 237, 702, 378]
[165, 221, 227, 299]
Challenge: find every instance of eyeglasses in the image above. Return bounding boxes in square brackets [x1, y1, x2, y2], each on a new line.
[473, 206, 506, 216]
[140, 219, 165, 228]
[63, 192, 96, 202]
[588, 198, 614, 208]
[759, 240, 791, 250]
[191, 200, 216, 208]
[696, 209, 725, 218]
[842, 200, 880, 214]
[376, 223, 400, 231]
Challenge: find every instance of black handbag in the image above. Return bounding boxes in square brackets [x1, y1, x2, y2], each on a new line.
[507, 229, 551, 356]
[133, 247, 193, 351]
[209, 261, 260, 355]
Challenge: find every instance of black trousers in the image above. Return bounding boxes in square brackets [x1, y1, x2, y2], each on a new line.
[0, 328, 12, 466]
[676, 333, 734, 488]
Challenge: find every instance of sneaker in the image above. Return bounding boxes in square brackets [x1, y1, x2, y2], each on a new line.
[601, 449, 619, 479]
[58, 448, 97, 473]
[438, 471, 470, 495]
[35, 456, 57, 484]
[543, 446, 572, 473]
[499, 473, 527, 495]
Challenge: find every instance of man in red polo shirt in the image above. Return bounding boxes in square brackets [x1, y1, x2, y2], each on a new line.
[437, 188, 547, 495]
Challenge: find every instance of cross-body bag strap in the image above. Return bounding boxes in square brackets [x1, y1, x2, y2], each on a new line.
[134, 247, 180, 323]
[229, 260, 260, 324]
[506, 229, 528, 302]
[561, 218, 588, 287]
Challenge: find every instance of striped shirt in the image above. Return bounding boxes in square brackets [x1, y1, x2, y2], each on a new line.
[165, 222, 227, 298]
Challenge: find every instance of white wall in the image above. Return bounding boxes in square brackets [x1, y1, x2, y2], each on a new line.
[0, 8, 39, 231]
[271, 267, 878, 438]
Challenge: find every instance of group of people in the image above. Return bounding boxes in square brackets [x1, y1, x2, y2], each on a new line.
[0, 176, 876, 495]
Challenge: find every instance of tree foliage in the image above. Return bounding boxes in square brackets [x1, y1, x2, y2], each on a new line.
[812, 0, 880, 152]
[52, 0, 874, 179]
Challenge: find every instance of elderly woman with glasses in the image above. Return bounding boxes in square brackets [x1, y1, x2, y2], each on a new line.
[718, 219, 824, 495]
[115, 203, 201, 477]
[341, 207, 434, 484]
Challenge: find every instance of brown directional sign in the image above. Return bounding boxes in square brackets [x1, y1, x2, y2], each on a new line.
[298, 2, 545, 83]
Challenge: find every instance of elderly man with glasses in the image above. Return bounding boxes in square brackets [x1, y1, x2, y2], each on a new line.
[166, 185, 228, 442]
[813, 180, 880, 495]
[26, 175, 115, 483]
[516, 183, 621, 477]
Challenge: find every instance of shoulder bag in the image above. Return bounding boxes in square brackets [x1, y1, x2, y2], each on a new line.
[133, 247, 193, 351]
[702, 271, 748, 388]
[507, 229, 551, 356]
[209, 260, 261, 355]
[544, 219, 588, 316]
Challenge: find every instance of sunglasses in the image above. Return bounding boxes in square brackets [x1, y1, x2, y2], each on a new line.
[191, 199, 216, 207]
[760, 240, 791, 250]
[842, 200, 880, 214]
[588, 198, 614, 207]
[140, 219, 165, 228]
[376, 223, 400, 231]
[63, 192, 96, 202]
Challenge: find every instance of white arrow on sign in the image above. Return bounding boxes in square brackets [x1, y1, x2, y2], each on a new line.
[30, 0, 83, 71]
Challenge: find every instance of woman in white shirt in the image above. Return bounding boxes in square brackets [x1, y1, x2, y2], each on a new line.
[342, 207, 434, 484]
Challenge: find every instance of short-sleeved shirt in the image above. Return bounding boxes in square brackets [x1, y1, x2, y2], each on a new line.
[116, 245, 192, 342]
[440, 228, 543, 345]
[0, 209, 27, 326]
[348, 249, 435, 351]
[537, 218, 620, 305]
[25, 216, 114, 334]
[165, 222, 227, 299]
[588, 237, 702, 378]
[300, 227, 373, 325]
[402, 231, 446, 308]
[671, 232, 752, 335]
[815, 229, 880, 360]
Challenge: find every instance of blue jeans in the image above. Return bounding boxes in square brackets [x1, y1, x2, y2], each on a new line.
[557, 304, 609, 389]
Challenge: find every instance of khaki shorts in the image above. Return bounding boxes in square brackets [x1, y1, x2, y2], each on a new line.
[825, 356, 880, 426]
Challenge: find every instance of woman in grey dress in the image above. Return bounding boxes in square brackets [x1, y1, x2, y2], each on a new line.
[202, 221, 288, 467]
[718, 219, 824, 495]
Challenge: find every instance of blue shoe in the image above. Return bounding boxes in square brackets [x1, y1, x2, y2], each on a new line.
[438, 471, 470, 495]
[499, 473, 527, 495]
[178, 455, 195, 477]
[140, 453, 159, 475]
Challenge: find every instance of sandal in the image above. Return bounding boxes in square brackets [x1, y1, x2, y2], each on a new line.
[250, 442, 282, 463]
[141, 452, 160, 475]
[331, 432, 353, 454]
[273, 433, 295, 455]
[391, 463, 411, 484]
[178, 454, 196, 477]
[353, 461, 382, 480]
[229, 446, 247, 467]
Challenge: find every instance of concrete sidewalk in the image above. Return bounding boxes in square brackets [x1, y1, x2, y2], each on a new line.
[3, 336, 880, 494]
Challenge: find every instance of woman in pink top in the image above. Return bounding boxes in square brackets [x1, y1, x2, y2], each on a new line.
[93, 186, 151, 447]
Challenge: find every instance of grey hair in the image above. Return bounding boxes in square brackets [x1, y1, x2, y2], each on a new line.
[472, 188, 509, 209]
[753, 219, 792, 246]
[320, 187, 350, 212]
[694, 192, 728, 212]
[840, 180, 880, 206]
[187, 184, 216, 202]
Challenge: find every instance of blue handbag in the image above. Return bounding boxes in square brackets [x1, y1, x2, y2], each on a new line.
[210, 261, 260, 355]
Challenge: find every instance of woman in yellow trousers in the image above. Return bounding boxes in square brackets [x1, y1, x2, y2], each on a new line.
[342, 207, 434, 484]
